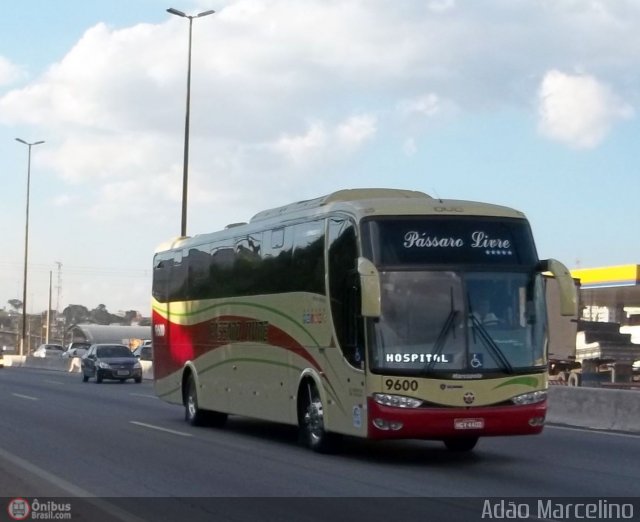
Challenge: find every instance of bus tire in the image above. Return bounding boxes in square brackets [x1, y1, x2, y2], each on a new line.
[443, 437, 478, 452]
[184, 374, 228, 427]
[299, 380, 338, 453]
[185, 374, 207, 426]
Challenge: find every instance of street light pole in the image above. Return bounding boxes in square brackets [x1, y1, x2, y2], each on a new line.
[15, 138, 45, 356]
[167, 7, 215, 238]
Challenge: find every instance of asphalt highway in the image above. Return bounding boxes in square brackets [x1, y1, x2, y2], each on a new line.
[1, 367, 638, 521]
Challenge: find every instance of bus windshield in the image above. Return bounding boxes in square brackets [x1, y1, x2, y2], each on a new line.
[368, 270, 548, 375]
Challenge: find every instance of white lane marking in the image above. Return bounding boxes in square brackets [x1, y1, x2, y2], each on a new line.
[0, 445, 145, 522]
[129, 393, 158, 399]
[547, 424, 640, 439]
[130, 421, 192, 438]
[11, 393, 38, 401]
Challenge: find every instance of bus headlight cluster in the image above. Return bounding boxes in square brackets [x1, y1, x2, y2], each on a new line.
[373, 393, 423, 409]
[511, 390, 547, 405]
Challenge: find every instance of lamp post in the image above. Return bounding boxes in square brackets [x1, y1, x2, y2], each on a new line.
[15, 138, 45, 356]
[167, 7, 215, 237]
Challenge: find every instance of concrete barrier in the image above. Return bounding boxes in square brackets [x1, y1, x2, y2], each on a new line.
[547, 386, 640, 433]
[3, 355, 26, 367]
[2, 355, 153, 380]
[24, 356, 72, 372]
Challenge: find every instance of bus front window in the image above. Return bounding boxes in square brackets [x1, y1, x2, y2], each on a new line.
[370, 271, 465, 372]
[368, 271, 548, 375]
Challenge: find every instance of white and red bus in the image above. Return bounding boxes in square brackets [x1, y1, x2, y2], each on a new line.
[152, 189, 576, 452]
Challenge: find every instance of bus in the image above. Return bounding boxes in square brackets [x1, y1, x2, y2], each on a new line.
[151, 188, 577, 452]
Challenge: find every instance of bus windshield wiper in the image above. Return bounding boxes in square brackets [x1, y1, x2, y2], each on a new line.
[469, 314, 513, 374]
[425, 310, 459, 372]
[425, 289, 459, 372]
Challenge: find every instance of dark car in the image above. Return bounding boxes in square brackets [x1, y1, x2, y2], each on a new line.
[81, 344, 142, 383]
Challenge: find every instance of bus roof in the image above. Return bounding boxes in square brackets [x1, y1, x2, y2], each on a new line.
[250, 188, 430, 222]
[252, 188, 525, 223]
[154, 188, 527, 253]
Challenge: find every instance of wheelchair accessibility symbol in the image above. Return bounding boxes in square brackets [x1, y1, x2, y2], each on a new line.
[470, 353, 484, 369]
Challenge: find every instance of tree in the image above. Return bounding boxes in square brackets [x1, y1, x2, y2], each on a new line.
[62, 304, 90, 325]
[89, 304, 124, 325]
[8, 299, 23, 312]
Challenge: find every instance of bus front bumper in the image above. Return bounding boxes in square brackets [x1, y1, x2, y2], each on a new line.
[366, 397, 546, 440]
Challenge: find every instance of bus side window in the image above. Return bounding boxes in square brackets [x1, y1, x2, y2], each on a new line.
[152, 256, 170, 303]
[328, 219, 364, 368]
[187, 246, 212, 300]
[167, 250, 187, 302]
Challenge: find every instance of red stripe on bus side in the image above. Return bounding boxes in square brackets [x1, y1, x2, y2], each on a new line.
[152, 311, 323, 379]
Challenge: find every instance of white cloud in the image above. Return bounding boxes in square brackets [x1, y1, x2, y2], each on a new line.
[53, 194, 72, 207]
[427, 0, 456, 13]
[537, 70, 634, 148]
[336, 114, 377, 149]
[0, 56, 25, 86]
[398, 93, 444, 118]
[272, 114, 376, 164]
[273, 122, 328, 164]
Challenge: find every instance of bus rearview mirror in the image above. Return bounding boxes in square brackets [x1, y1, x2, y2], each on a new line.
[358, 257, 381, 318]
[541, 258, 578, 317]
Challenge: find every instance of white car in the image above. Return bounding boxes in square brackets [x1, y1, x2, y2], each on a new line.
[32, 344, 65, 358]
[62, 341, 92, 358]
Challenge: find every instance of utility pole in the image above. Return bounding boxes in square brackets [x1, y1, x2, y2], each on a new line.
[15, 138, 45, 355]
[46, 270, 52, 343]
[55, 261, 62, 343]
[55, 261, 62, 313]
[166, 7, 215, 237]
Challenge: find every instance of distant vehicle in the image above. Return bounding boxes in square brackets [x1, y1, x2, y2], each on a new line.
[32, 344, 65, 358]
[81, 344, 142, 383]
[133, 343, 153, 361]
[63, 341, 92, 359]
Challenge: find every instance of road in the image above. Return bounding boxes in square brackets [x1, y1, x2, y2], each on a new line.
[0, 367, 638, 521]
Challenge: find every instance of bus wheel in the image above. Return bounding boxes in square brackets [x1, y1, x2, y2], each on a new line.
[185, 375, 207, 426]
[443, 437, 478, 452]
[299, 381, 337, 453]
[184, 375, 227, 428]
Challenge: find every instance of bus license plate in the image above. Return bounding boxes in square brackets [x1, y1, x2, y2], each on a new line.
[454, 418, 484, 430]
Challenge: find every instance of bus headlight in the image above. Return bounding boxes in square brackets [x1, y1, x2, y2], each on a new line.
[511, 390, 547, 405]
[373, 393, 423, 408]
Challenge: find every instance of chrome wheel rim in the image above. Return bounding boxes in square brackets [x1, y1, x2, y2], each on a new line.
[305, 399, 324, 443]
[187, 394, 197, 419]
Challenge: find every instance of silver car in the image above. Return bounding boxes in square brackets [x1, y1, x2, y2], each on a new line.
[32, 344, 65, 358]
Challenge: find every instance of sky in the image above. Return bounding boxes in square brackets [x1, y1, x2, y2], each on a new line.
[1, 0, 639, 316]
